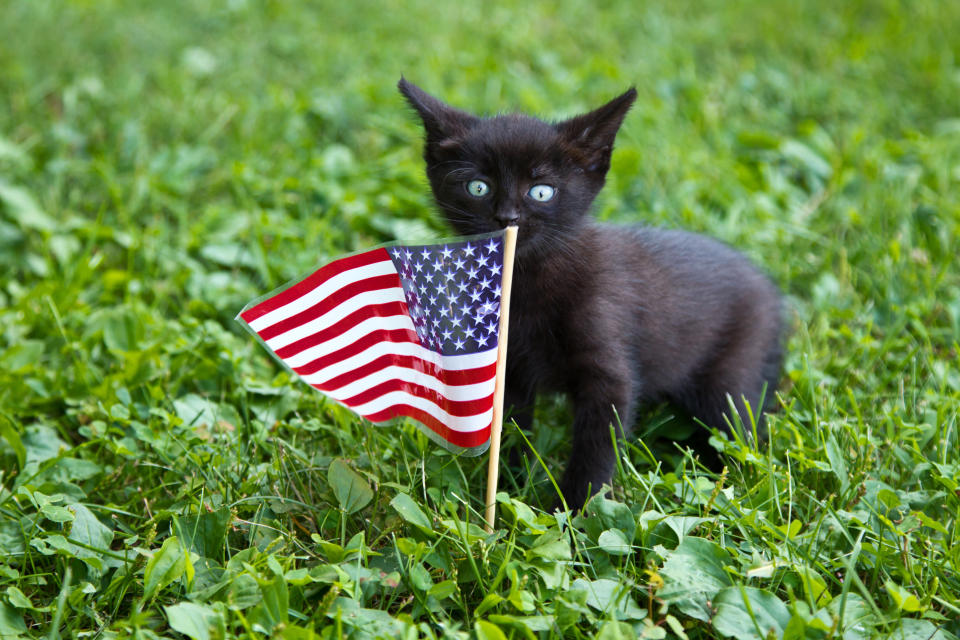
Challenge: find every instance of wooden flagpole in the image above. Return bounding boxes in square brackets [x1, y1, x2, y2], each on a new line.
[484, 225, 518, 534]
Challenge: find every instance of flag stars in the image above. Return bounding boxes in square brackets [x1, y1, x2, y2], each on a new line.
[391, 236, 506, 354]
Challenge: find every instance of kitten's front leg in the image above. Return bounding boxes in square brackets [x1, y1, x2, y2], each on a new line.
[557, 368, 634, 510]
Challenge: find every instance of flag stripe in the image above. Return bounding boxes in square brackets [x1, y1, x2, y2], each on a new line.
[277, 309, 413, 362]
[244, 253, 394, 329]
[363, 405, 491, 448]
[297, 339, 496, 382]
[353, 390, 493, 432]
[337, 378, 494, 417]
[313, 353, 496, 391]
[258, 274, 403, 343]
[314, 366, 493, 404]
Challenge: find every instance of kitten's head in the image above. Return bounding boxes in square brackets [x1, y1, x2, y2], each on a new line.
[398, 78, 636, 257]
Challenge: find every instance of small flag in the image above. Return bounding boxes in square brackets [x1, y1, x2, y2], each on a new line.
[237, 231, 506, 452]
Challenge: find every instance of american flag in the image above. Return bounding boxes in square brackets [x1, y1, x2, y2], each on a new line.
[238, 231, 506, 450]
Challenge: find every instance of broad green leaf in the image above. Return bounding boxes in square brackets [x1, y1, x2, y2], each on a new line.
[487, 614, 554, 633]
[22, 425, 67, 465]
[887, 619, 959, 640]
[40, 504, 75, 523]
[712, 587, 790, 639]
[580, 495, 636, 542]
[390, 492, 433, 532]
[255, 571, 289, 631]
[824, 433, 849, 493]
[475, 593, 504, 617]
[327, 458, 373, 514]
[67, 503, 114, 557]
[428, 580, 456, 600]
[173, 507, 232, 560]
[227, 574, 262, 610]
[143, 537, 187, 603]
[164, 602, 222, 640]
[0, 602, 27, 637]
[598, 528, 632, 556]
[526, 530, 571, 561]
[596, 621, 636, 640]
[475, 619, 508, 640]
[408, 562, 432, 592]
[658, 537, 733, 622]
[884, 580, 922, 612]
[570, 578, 646, 621]
[4, 586, 33, 610]
[103, 307, 142, 352]
[173, 394, 219, 429]
[0, 180, 55, 231]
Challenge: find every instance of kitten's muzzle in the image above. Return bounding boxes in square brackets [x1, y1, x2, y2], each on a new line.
[495, 210, 520, 228]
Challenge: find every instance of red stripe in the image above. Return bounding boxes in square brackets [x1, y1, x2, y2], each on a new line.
[257, 273, 402, 341]
[337, 380, 493, 417]
[241, 248, 391, 323]
[274, 301, 410, 359]
[363, 405, 491, 448]
[315, 354, 496, 392]
[292, 328, 421, 376]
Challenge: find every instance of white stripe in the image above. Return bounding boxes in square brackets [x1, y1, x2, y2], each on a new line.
[320, 365, 495, 403]
[298, 342, 498, 385]
[282, 314, 416, 367]
[265, 287, 407, 351]
[248, 260, 396, 332]
[351, 390, 493, 432]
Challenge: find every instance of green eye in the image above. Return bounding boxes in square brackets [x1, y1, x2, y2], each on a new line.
[466, 180, 490, 197]
[529, 184, 555, 202]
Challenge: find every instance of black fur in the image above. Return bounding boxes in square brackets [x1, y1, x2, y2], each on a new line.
[399, 78, 783, 508]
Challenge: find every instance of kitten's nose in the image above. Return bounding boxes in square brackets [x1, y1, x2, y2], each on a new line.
[495, 211, 519, 227]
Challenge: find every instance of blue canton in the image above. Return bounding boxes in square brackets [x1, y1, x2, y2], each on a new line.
[388, 234, 504, 355]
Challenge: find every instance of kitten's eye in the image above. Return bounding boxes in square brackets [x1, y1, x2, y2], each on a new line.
[528, 184, 555, 202]
[466, 180, 490, 197]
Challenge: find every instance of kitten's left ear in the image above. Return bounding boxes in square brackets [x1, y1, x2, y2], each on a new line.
[556, 88, 637, 176]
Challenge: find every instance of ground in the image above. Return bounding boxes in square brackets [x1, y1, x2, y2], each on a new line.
[0, 1, 959, 638]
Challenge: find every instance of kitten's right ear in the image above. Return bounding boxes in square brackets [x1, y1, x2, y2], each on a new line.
[398, 77, 478, 145]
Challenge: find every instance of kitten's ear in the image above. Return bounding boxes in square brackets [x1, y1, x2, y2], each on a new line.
[556, 88, 637, 175]
[398, 77, 478, 145]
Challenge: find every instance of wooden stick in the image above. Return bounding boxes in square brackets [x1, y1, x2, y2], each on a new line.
[484, 225, 518, 534]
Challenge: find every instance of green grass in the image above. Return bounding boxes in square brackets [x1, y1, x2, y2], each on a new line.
[2, 0, 960, 638]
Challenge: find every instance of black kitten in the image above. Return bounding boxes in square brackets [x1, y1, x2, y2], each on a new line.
[398, 78, 783, 508]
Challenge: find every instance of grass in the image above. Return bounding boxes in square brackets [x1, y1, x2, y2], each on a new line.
[1, 0, 959, 638]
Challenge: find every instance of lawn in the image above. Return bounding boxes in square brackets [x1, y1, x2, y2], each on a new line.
[1, 0, 959, 638]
